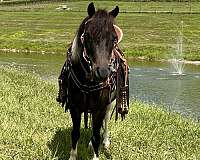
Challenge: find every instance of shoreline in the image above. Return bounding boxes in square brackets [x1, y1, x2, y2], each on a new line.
[1, 49, 200, 65]
[127, 56, 200, 65]
[174, 60, 200, 65]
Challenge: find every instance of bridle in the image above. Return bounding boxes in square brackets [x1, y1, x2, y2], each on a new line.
[80, 26, 93, 80]
[78, 19, 118, 82]
[66, 20, 118, 93]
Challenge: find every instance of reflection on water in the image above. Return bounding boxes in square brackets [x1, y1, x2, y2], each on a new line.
[130, 61, 200, 120]
[0, 53, 65, 82]
[1, 53, 200, 120]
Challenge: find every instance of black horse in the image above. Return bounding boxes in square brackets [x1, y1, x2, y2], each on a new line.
[57, 2, 129, 160]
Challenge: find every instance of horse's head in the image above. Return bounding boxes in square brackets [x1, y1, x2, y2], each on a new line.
[79, 2, 120, 82]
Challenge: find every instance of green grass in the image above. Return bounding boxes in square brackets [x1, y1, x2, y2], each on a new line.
[0, 67, 200, 159]
[0, 1, 200, 60]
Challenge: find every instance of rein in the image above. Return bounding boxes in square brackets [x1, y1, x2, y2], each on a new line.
[70, 65, 113, 93]
[79, 19, 117, 81]
[66, 51, 114, 94]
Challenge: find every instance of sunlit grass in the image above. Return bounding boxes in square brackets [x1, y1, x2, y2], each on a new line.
[0, 1, 200, 60]
[0, 67, 199, 159]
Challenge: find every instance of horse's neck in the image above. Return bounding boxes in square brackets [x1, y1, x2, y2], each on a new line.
[71, 34, 82, 64]
[71, 34, 86, 79]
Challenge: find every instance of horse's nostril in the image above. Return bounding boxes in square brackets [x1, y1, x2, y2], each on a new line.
[96, 67, 109, 80]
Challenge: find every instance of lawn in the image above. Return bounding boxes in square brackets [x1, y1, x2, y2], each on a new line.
[0, 67, 199, 159]
[1, 1, 200, 159]
[0, 1, 200, 60]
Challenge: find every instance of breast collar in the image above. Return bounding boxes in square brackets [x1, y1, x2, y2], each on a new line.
[67, 20, 125, 93]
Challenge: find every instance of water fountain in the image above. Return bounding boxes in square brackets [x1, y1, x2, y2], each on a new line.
[171, 21, 185, 75]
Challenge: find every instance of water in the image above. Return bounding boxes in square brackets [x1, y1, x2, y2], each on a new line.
[131, 61, 200, 120]
[170, 21, 185, 75]
[0, 53, 64, 81]
[1, 53, 200, 120]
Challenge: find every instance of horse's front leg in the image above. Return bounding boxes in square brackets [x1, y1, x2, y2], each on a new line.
[91, 111, 105, 160]
[103, 103, 111, 149]
[84, 111, 89, 129]
[69, 108, 81, 160]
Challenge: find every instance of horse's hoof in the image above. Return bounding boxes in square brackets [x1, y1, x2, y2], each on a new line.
[103, 138, 110, 149]
[69, 148, 77, 160]
[88, 141, 93, 148]
[92, 154, 99, 160]
[69, 157, 76, 160]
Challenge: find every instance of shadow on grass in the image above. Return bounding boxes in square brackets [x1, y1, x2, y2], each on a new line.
[48, 127, 93, 160]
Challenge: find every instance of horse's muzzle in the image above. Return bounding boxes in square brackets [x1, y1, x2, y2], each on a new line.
[94, 67, 110, 81]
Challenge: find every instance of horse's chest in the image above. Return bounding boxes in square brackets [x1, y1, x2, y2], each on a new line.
[70, 89, 110, 111]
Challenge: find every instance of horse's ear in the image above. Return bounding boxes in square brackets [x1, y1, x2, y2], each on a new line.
[109, 6, 119, 18]
[87, 2, 95, 18]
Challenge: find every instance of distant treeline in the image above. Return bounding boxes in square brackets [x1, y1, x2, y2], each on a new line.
[127, 0, 200, 1]
[1, 0, 200, 6]
[132, 0, 200, 1]
[0, 0, 62, 5]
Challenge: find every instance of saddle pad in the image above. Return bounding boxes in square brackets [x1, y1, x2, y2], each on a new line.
[113, 25, 123, 44]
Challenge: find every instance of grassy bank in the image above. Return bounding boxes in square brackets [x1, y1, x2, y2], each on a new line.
[0, 1, 200, 60]
[0, 67, 199, 159]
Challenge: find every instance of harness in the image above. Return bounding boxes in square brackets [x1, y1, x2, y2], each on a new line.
[68, 53, 115, 93]
[56, 25, 129, 120]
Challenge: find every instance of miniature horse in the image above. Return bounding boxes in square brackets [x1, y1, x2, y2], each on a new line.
[66, 3, 120, 160]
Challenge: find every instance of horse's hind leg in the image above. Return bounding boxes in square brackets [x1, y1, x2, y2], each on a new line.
[103, 103, 111, 149]
[91, 111, 105, 160]
[69, 108, 81, 160]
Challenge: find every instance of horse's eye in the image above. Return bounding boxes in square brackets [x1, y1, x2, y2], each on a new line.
[84, 33, 89, 40]
[112, 32, 117, 43]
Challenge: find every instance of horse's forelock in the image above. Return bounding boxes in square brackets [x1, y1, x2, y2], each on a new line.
[86, 10, 114, 41]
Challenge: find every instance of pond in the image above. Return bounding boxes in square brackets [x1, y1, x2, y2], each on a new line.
[130, 61, 200, 120]
[1, 53, 200, 120]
